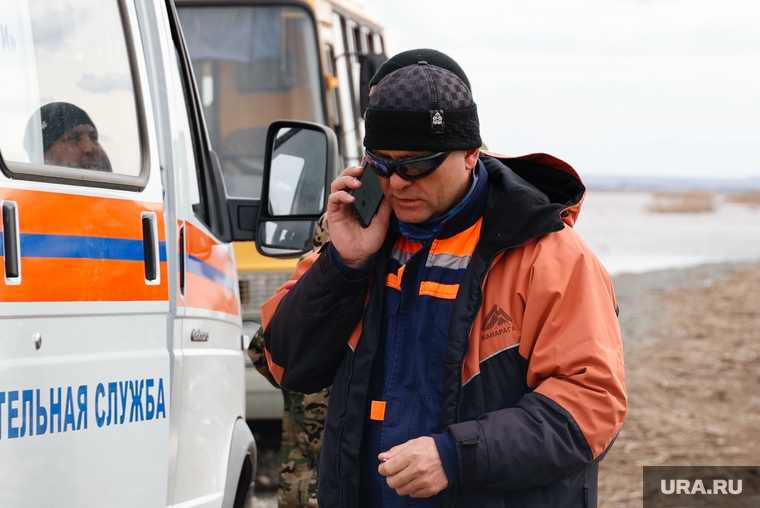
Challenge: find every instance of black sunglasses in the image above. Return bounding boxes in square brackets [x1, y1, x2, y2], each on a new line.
[364, 149, 451, 181]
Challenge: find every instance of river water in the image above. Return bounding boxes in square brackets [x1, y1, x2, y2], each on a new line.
[574, 191, 760, 276]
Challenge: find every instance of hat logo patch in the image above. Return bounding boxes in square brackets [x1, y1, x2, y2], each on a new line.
[431, 110, 444, 134]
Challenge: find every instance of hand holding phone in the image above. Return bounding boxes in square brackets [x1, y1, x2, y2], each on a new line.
[326, 162, 390, 268]
[349, 160, 384, 228]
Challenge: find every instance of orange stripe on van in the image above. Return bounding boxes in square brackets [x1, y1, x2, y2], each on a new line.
[184, 272, 241, 316]
[186, 222, 235, 275]
[0, 188, 168, 302]
[0, 258, 168, 302]
[0, 188, 164, 240]
[182, 222, 240, 315]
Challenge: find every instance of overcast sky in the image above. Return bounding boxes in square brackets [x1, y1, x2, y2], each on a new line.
[362, 0, 760, 179]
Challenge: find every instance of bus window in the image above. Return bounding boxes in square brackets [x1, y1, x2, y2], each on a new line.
[324, 43, 347, 167]
[359, 27, 371, 55]
[372, 33, 385, 55]
[352, 24, 363, 54]
[332, 13, 360, 166]
[324, 45, 339, 125]
[177, 5, 325, 198]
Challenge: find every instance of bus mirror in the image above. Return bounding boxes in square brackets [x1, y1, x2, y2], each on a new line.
[256, 120, 339, 258]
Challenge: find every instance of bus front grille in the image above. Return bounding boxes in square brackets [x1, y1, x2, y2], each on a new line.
[238, 270, 293, 322]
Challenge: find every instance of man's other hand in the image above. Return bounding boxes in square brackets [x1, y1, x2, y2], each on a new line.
[378, 436, 449, 498]
[327, 165, 391, 269]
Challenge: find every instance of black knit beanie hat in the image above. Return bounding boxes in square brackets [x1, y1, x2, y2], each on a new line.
[24, 102, 96, 157]
[369, 48, 471, 91]
[363, 62, 481, 151]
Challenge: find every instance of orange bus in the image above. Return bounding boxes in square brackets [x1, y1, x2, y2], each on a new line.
[176, 0, 386, 419]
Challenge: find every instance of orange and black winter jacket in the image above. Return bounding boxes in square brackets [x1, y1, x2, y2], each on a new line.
[262, 153, 627, 508]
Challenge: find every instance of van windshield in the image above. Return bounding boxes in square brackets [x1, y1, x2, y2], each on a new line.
[178, 5, 325, 198]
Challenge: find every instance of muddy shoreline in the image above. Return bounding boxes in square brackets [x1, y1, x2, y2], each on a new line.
[601, 262, 760, 507]
[612, 262, 755, 344]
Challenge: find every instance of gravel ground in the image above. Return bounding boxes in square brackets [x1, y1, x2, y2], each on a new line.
[248, 424, 280, 508]
[250, 261, 760, 507]
[612, 262, 747, 344]
[600, 262, 760, 506]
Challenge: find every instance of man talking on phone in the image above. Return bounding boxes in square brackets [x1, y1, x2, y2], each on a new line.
[261, 61, 627, 508]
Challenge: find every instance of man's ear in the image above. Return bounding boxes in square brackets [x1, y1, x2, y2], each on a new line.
[464, 148, 480, 170]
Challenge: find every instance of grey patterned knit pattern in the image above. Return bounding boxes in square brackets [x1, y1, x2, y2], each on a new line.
[363, 62, 481, 151]
[370, 62, 474, 111]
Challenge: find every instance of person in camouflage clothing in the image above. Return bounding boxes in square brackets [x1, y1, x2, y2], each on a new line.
[248, 214, 331, 508]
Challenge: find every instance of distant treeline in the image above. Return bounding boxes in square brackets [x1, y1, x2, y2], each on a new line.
[583, 176, 760, 193]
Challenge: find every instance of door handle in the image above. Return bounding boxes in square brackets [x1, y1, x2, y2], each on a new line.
[178, 223, 185, 297]
[142, 213, 158, 283]
[3, 201, 20, 281]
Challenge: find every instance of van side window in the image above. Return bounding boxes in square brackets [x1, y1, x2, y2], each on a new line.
[0, 0, 144, 183]
[167, 4, 226, 236]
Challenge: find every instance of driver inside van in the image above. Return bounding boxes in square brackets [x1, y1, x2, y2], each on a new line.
[24, 102, 113, 173]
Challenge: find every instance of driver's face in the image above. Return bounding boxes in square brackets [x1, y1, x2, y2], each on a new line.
[45, 124, 112, 172]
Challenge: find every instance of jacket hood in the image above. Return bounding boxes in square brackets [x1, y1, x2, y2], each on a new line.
[478, 151, 586, 258]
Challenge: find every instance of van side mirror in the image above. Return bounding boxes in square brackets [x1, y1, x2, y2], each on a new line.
[255, 120, 339, 258]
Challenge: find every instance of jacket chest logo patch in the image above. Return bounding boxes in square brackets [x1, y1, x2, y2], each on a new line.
[481, 304, 515, 340]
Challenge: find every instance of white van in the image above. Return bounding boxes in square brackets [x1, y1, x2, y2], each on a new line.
[0, 0, 271, 506]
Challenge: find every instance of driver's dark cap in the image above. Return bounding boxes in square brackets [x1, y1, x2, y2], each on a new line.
[363, 62, 481, 151]
[24, 102, 96, 156]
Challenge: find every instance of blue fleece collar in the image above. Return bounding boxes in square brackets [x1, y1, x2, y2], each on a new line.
[397, 160, 488, 243]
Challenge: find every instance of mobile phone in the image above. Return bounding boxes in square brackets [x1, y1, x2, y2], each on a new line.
[349, 160, 384, 228]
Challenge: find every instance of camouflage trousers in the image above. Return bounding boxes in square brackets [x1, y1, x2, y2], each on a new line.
[278, 387, 330, 508]
[249, 327, 329, 508]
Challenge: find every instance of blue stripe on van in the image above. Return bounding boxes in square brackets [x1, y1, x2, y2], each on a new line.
[18, 233, 167, 262]
[187, 255, 237, 294]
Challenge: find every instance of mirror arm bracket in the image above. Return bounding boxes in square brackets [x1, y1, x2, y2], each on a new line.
[227, 198, 260, 242]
